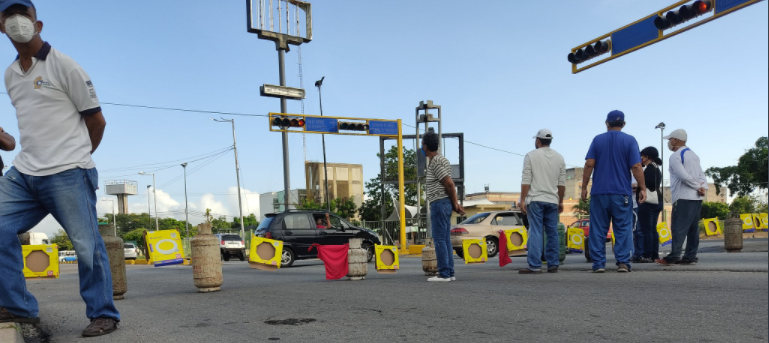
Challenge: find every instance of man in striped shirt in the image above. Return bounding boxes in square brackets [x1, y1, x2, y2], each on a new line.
[423, 131, 465, 282]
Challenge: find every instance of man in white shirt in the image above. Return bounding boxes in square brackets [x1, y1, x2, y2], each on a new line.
[656, 129, 707, 266]
[0, 0, 119, 337]
[519, 129, 566, 274]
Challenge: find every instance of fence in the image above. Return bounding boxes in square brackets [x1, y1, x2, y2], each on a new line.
[360, 218, 425, 246]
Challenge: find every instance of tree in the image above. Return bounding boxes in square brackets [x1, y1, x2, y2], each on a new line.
[729, 195, 768, 216]
[232, 213, 259, 229]
[359, 146, 421, 221]
[701, 202, 729, 220]
[211, 215, 231, 233]
[50, 229, 73, 250]
[706, 137, 768, 197]
[572, 197, 590, 217]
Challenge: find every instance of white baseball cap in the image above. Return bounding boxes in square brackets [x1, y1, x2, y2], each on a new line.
[663, 129, 687, 141]
[533, 129, 553, 139]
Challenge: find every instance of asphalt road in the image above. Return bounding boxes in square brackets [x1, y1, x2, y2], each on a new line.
[22, 239, 769, 342]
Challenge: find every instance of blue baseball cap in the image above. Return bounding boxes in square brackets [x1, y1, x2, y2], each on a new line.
[0, 0, 35, 13]
[606, 110, 625, 122]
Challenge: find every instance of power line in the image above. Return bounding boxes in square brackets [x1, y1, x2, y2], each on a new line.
[100, 146, 233, 173]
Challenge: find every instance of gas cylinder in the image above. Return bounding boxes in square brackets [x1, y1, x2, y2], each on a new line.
[190, 223, 223, 292]
[98, 225, 127, 300]
[724, 218, 743, 253]
[422, 238, 438, 276]
[347, 238, 367, 280]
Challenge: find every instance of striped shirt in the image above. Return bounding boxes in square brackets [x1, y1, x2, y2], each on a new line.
[426, 154, 452, 203]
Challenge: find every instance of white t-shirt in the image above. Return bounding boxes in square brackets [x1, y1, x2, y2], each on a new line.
[4, 42, 100, 176]
[521, 147, 566, 205]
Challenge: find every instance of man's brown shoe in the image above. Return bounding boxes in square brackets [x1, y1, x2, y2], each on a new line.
[82, 317, 118, 337]
[0, 307, 40, 324]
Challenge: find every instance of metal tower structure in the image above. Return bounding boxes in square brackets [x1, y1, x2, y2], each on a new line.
[105, 180, 138, 214]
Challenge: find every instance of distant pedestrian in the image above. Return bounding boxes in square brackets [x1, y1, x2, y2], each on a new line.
[0, 0, 119, 337]
[638, 147, 663, 263]
[581, 110, 646, 273]
[422, 131, 465, 282]
[0, 125, 15, 176]
[656, 129, 706, 266]
[518, 129, 566, 274]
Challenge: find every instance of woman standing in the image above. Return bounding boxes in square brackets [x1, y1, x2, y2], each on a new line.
[637, 147, 663, 262]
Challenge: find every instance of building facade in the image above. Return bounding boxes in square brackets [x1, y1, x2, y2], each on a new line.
[305, 162, 364, 211]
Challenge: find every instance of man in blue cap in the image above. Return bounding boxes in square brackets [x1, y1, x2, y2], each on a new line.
[581, 110, 646, 273]
[0, 0, 119, 337]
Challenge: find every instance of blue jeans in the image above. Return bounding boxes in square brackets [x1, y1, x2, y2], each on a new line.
[632, 208, 643, 259]
[638, 202, 662, 259]
[0, 167, 120, 320]
[526, 202, 559, 270]
[430, 198, 454, 279]
[665, 200, 702, 263]
[589, 194, 633, 270]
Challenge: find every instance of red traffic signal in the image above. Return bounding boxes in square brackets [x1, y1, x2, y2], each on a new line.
[338, 121, 369, 131]
[272, 117, 305, 128]
[568, 39, 611, 64]
[655, 0, 711, 30]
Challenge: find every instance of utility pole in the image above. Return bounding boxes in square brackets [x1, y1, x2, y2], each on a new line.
[212, 118, 246, 239]
[139, 172, 159, 231]
[182, 163, 190, 238]
[315, 76, 331, 212]
[656, 122, 666, 222]
[146, 185, 151, 230]
[102, 199, 116, 236]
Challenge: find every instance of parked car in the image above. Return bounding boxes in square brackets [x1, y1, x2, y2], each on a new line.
[255, 210, 381, 267]
[124, 243, 138, 260]
[568, 219, 613, 262]
[450, 210, 526, 258]
[215, 234, 246, 261]
[58, 250, 77, 262]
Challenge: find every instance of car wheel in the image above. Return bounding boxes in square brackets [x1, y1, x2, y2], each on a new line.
[281, 248, 295, 267]
[454, 248, 464, 259]
[223, 253, 230, 262]
[584, 245, 592, 263]
[239, 251, 246, 261]
[363, 243, 374, 263]
[486, 237, 499, 258]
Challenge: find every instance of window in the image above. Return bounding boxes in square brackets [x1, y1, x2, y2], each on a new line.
[492, 214, 521, 226]
[460, 213, 490, 225]
[124, 244, 135, 249]
[283, 214, 312, 230]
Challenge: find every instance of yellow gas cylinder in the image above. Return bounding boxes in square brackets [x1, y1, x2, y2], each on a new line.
[98, 225, 127, 300]
[724, 218, 743, 253]
[421, 238, 438, 276]
[190, 223, 223, 292]
[347, 238, 368, 281]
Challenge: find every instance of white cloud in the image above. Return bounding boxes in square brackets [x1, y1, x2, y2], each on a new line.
[226, 186, 261, 219]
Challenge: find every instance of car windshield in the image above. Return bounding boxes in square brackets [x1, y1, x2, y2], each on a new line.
[123, 244, 134, 249]
[460, 213, 490, 225]
[256, 217, 274, 232]
[222, 235, 242, 241]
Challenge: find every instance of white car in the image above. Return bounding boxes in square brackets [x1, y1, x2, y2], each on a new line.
[59, 250, 77, 262]
[124, 243, 138, 260]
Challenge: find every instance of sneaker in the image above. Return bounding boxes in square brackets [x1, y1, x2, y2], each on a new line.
[518, 268, 543, 274]
[593, 268, 605, 273]
[547, 266, 559, 273]
[0, 307, 40, 324]
[427, 276, 451, 282]
[450, 276, 456, 281]
[82, 317, 118, 337]
[617, 264, 631, 273]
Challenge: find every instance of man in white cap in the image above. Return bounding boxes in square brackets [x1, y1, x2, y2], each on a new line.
[656, 129, 707, 266]
[518, 129, 566, 274]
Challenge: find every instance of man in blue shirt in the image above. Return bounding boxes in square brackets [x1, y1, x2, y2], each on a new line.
[581, 110, 647, 273]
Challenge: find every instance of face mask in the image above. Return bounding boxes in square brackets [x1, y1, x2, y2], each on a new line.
[667, 140, 675, 152]
[3, 15, 37, 43]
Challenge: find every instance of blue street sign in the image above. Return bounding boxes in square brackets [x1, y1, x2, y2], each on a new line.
[368, 120, 399, 136]
[611, 16, 659, 56]
[305, 117, 339, 133]
[716, 0, 757, 14]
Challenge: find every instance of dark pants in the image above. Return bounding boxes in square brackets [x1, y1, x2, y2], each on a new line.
[632, 208, 641, 259]
[664, 199, 702, 263]
[638, 202, 663, 259]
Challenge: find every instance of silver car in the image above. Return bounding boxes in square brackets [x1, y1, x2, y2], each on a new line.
[124, 243, 138, 260]
[450, 210, 526, 258]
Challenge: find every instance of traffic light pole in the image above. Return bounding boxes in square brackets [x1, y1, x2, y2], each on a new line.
[278, 49, 291, 210]
[397, 120, 407, 254]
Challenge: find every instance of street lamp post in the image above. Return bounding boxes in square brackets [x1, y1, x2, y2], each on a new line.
[656, 122, 666, 222]
[315, 76, 331, 212]
[102, 198, 116, 236]
[181, 163, 190, 238]
[139, 172, 159, 231]
[146, 185, 152, 230]
[211, 118, 246, 239]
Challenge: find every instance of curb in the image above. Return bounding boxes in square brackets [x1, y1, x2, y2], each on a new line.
[0, 323, 23, 343]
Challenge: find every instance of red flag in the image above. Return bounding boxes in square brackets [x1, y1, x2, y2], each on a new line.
[498, 230, 512, 267]
[309, 243, 349, 280]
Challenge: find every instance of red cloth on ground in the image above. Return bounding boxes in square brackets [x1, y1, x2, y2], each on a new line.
[498, 230, 512, 267]
[309, 243, 349, 280]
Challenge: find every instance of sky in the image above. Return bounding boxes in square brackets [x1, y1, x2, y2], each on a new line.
[1, 0, 767, 237]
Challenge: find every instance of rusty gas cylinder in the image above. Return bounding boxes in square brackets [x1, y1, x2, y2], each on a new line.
[191, 223, 223, 292]
[422, 238, 438, 276]
[347, 238, 367, 280]
[98, 225, 127, 300]
[724, 218, 743, 253]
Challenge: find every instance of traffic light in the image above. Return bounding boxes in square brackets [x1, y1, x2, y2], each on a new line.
[655, 0, 712, 30]
[568, 39, 611, 64]
[271, 116, 305, 128]
[338, 121, 369, 132]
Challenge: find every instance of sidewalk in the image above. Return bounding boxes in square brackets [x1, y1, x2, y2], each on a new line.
[0, 323, 23, 343]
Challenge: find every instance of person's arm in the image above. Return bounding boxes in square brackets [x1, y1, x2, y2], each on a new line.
[581, 159, 595, 202]
[440, 176, 465, 215]
[670, 153, 702, 190]
[83, 112, 106, 154]
[558, 157, 566, 213]
[0, 126, 15, 151]
[324, 213, 332, 229]
[631, 163, 647, 203]
[520, 154, 532, 214]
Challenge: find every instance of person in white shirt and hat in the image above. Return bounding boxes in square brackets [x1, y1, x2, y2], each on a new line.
[656, 129, 707, 266]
